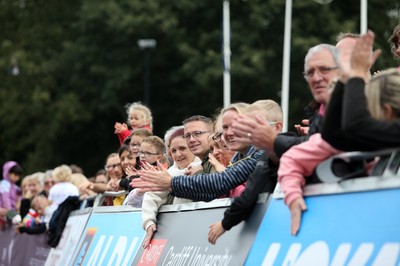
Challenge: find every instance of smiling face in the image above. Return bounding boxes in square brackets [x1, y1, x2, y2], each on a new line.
[120, 149, 137, 175]
[183, 121, 211, 160]
[222, 110, 249, 155]
[105, 155, 123, 180]
[305, 49, 339, 105]
[129, 135, 145, 158]
[169, 136, 195, 170]
[139, 142, 162, 165]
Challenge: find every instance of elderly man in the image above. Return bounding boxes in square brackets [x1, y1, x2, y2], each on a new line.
[231, 43, 341, 161]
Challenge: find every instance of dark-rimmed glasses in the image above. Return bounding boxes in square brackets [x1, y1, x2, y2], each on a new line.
[183, 131, 210, 140]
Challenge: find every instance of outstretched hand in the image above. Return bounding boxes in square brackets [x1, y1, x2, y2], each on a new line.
[131, 161, 172, 192]
[143, 224, 157, 249]
[289, 197, 307, 236]
[208, 221, 226, 245]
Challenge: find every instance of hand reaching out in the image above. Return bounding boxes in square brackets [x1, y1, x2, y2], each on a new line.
[289, 197, 307, 236]
[143, 224, 157, 249]
[294, 119, 309, 136]
[208, 221, 226, 245]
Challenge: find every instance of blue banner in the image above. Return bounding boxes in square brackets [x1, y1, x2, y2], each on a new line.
[70, 211, 145, 266]
[245, 188, 400, 266]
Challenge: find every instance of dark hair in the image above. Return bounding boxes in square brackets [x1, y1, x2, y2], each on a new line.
[9, 164, 23, 176]
[118, 145, 130, 158]
[182, 115, 212, 126]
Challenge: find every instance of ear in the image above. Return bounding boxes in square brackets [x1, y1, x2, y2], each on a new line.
[274, 121, 283, 133]
[383, 103, 394, 120]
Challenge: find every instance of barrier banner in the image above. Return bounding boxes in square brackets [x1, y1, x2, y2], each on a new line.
[0, 228, 50, 266]
[245, 188, 400, 266]
[69, 209, 145, 266]
[132, 200, 267, 266]
[45, 208, 91, 266]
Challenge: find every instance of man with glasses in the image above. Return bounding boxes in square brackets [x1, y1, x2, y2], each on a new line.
[231, 43, 340, 160]
[181, 115, 215, 174]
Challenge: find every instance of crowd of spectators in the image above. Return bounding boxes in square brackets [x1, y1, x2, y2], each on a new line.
[1, 27, 399, 248]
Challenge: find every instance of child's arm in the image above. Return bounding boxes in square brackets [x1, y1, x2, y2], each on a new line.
[278, 133, 340, 235]
[141, 191, 171, 248]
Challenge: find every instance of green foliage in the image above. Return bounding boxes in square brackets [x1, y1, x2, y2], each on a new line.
[0, 0, 399, 175]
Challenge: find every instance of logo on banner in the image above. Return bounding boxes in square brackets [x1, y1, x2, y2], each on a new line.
[72, 227, 97, 265]
[138, 239, 168, 266]
[261, 241, 400, 266]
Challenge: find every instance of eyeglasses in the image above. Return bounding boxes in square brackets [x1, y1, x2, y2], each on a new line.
[183, 131, 210, 140]
[44, 181, 55, 186]
[303, 66, 338, 79]
[104, 163, 121, 170]
[138, 151, 159, 158]
[212, 132, 223, 142]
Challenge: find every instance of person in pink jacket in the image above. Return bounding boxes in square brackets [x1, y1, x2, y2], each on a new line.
[278, 133, 341, 235]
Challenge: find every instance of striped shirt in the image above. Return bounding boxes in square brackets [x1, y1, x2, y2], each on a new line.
[171, 146, 263, 201]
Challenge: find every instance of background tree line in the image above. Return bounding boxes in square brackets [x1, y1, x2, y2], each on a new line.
[0, 0, 399, 176]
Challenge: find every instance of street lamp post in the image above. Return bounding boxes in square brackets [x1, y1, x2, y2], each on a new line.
[137, 39, 157, 106]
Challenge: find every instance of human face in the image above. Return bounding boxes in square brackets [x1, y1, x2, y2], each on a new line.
[169, 136, 195, 170]
[129, 110, 147, 129]
[120, 150, 137, 174]
[8, 173, 20, 184]
[105, 156, 123, 180]
[33, 196, 49, 216]
[183, 121, 211, 160]
[129, 135, 144, 158]
[305, 50, 339, 105]
[44, 176, 55, 193]
[95, 174, 108, 184]
[222, 110, 250, 155]
[139, 142, 162, 165]
[208, 138, 234, 166]
[27, 180, 41, 196]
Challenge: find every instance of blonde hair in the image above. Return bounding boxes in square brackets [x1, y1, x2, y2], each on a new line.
[366, 68, 400, 119]
[126, 102, 153, 129]
[70, 173, 89, 187]
[221, 102, 250, 116]
[52, 165, 72, 183]
[141, 136, 166, 155]
[246, 99, 283, 122]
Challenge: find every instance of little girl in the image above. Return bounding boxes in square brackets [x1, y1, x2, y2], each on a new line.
[0, 161, 23, 230]
[114, 102, 153, 145]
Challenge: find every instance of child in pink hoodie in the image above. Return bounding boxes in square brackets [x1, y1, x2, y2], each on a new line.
[278, 133, 341, 236]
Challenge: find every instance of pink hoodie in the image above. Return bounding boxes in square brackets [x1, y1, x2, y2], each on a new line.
[278, 134, 341, 206]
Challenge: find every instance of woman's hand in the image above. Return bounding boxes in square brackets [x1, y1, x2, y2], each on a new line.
[208, 153, 226, 173]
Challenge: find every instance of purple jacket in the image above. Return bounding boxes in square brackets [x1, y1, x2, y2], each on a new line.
[0, 161, 21, 211]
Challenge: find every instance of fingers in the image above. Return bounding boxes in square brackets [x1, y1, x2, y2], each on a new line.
[371, 49, 381, 66]
[289, 198, 307, 236]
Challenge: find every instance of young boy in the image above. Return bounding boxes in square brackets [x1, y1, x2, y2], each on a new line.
[124, 136, 166, 207]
